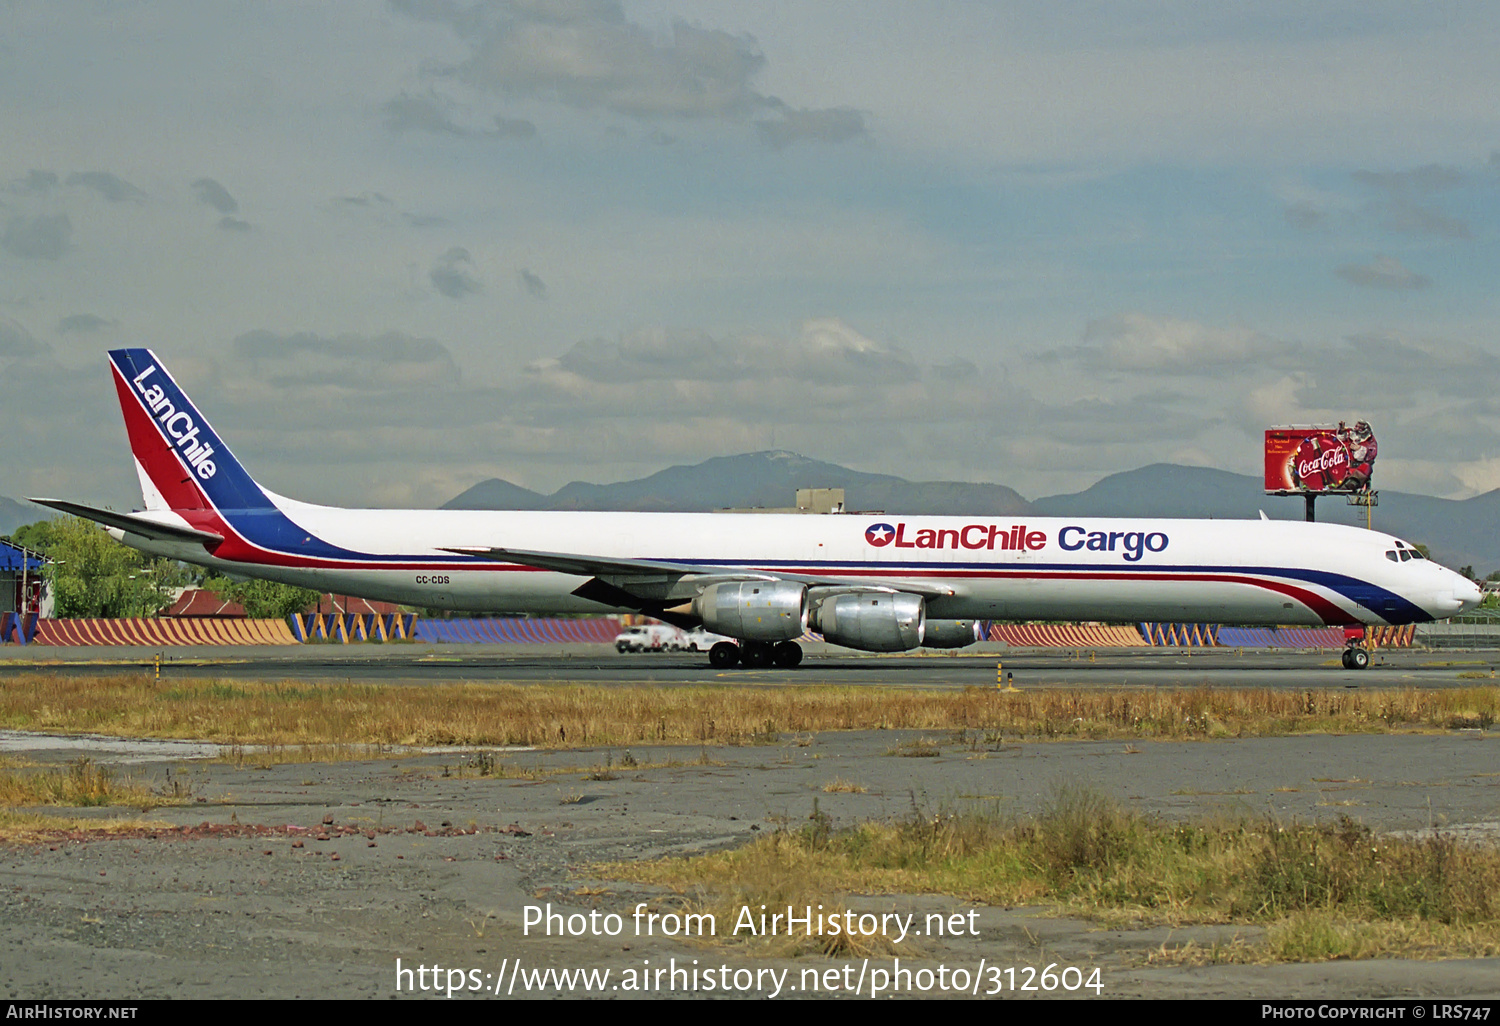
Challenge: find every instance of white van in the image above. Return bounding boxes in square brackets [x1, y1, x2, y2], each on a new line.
[614, 624, 686, 652]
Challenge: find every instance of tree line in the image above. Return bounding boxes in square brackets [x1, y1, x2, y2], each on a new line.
[3, 517, 318, 619]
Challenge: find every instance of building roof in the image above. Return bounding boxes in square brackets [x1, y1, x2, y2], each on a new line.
[161, 588, 248, 618]
[0, 540, 44, 574]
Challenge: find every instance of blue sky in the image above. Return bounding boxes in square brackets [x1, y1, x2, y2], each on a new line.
[2, 1, 1499, 509]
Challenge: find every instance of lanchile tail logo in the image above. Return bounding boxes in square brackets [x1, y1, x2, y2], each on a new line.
[126, 361, 219, 480]
[865, 523, 897, 547]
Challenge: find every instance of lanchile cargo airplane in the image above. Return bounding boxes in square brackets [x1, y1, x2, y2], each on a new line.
[33, 349, 1482, 671]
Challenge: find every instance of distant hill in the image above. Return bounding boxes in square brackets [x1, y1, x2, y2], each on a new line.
[442, 455, 1500, 574]
[1033, 464, 1500, 573]
[0, 495, 43, 537]
[445, 451, 1031, 516]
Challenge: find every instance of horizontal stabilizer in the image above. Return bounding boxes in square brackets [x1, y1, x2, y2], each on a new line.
[29, 498, 225, 546]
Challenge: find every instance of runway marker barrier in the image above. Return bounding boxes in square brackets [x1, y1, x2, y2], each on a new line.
[0, 612, 38, 645]
[1135, 624, 1416, 649]
[986, 623, 1148, 648]
[288, 612, 417, 643]
[24, 617, 298, 646]
[410, 617, 624, 645]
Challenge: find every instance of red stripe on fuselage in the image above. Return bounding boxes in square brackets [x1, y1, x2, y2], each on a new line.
[767, 566, 1355, 625]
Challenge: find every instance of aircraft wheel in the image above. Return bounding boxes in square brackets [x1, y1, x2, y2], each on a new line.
[1340, 649, 1353, 669]
[1349, 647, 1370, 670]
[772, 641, 803, 668]
[740, 642, 774, 669]
[709, 642, 740, 669]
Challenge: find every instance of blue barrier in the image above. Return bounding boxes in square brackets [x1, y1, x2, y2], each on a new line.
[0, 612, 37, 645]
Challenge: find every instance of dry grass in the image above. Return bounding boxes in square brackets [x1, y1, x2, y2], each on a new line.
[822, 778, 868, 793]
[603, 789, 1500, 962]
[614, 802, 907, 958]
[0, 758, 169, 809]
[2, 674, 1495, 749]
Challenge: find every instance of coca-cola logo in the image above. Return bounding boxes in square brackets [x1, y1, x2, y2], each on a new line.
[1291, 433, 1350, 491]
[1297, 447, 1348, 478]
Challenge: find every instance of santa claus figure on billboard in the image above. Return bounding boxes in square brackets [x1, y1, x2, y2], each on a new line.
[1339, 420, 1378, 491]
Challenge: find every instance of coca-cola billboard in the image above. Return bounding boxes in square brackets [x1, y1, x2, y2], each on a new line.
[1265, 423, 1378, 494]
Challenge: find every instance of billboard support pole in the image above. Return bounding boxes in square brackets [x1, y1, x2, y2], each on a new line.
[1305, 494, 1316, 523]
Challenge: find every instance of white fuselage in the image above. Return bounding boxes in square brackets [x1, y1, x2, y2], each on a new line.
[121, 500, 1479, 626]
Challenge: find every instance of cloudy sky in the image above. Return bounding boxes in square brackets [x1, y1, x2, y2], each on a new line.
[3, 1, 1500, 510]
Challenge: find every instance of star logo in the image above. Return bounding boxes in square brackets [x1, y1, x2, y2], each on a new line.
[865, 522, 896, 547]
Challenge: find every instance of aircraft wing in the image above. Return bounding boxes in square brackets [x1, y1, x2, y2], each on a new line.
[443, 546, 956, 597]
[29, 498, 225, 546]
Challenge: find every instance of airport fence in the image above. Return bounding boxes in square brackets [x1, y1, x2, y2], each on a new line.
[1412, 623, 1500, 649]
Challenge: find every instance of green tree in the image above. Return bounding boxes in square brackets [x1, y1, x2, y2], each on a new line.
[1, 520, 54, 552]
[205, 576, 319, 619]
[30, 517, 187, 618]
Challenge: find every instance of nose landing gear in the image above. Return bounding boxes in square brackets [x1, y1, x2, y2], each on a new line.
[1341, 626, 1370, 670]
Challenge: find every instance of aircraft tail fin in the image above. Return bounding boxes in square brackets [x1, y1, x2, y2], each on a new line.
[107, 349, 273, 513]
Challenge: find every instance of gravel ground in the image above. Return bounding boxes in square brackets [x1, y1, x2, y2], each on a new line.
[1, 728, 1498, 1000]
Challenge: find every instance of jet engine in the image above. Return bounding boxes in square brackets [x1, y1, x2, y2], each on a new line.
[810, 592, 925, 652]
[692, 581, 808, 642]
[921, 619, 983, 649]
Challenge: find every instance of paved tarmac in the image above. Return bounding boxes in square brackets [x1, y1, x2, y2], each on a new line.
[3, 643, 1499, 690]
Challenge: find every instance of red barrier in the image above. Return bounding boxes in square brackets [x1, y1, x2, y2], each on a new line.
[31, 618, 299, 646]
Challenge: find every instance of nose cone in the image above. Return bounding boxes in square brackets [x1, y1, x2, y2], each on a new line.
[1427, 574, 1483, 617]
[1455, 578, 1484, 614]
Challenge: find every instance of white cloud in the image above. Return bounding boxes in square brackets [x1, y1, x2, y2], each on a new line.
[191, 178, 239, 214]
[66, 172, 147, 203]
[1080, 313, 1280, 371]
[1335, 255, 1431, 290]
[391, 0, 868, 148]
[1, 214, 72, 260]
[430, 246, 481, 298]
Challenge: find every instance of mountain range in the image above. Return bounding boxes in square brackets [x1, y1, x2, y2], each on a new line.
[444, 452, 1500, 573]
[0, 496, 41, 539]
[7, 452, 1496, 572]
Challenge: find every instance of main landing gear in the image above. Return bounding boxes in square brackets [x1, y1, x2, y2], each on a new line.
[708, 640, 803, 669]
[1341, 627, 1370, 670]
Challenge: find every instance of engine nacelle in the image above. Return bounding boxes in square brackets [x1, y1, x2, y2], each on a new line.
[921, 619, 983, 649]
[692, 581, 808, 643]
[810, 592, 925, 652]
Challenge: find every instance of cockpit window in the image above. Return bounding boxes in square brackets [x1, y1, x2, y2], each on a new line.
[1386, 551, 1398, 562]
[1411, 550, 1424, 559]
[1399, 549, 1412, 561]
